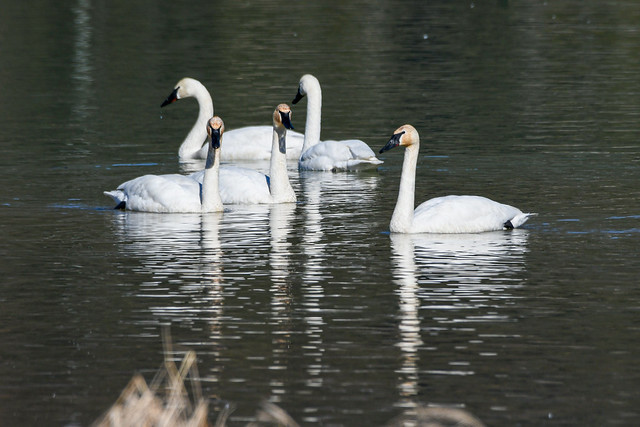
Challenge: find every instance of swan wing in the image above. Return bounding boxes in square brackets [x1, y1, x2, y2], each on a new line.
[191, 166, 273, 204]
[193, 166, 268, 204]
[220, 126, 304, 161]
[412, 195, 528, 233]
[341, 139, 378, 159]
[219, 166, 272, 204]
[299, 139, 382, 171]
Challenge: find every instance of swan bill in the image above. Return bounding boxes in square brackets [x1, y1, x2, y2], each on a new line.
[161, 87, 179, 107]
[280, 110, 294, 131]
[292, 88, 305, 105]
[207, 116, 224, 149]
[379, 131, 405, 154]
[210, 128, 221, 149]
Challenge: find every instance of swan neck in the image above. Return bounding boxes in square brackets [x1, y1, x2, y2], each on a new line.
[390, 143, 419, 233]
[269, 127, 295, 202]
[301, 83, 322, 154]
[201, 145, 222, 211]
[179, 86, 214, 159]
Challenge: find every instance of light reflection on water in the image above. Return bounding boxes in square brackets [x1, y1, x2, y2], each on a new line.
[106, 171, 384, 409]
[71, 0, 93, 123]
[300, 176, 326, 392]
[389, 230, 530, 409]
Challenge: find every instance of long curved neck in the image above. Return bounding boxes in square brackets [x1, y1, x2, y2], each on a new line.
[178, 85, 213, 159]
[201, 145, 222, 212]
[390, 143, 419, 233]
[269, 127, 295, 202]
[301, 82, 322, 154]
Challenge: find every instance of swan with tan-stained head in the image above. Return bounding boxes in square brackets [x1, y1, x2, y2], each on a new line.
[380, 124, 536, 233]
[104, 116, 225, 213]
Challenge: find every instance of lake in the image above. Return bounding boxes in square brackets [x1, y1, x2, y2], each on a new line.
[1, 0, 639, 425]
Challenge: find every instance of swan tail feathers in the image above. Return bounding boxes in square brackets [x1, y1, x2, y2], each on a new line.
[104, 190, 127, 209]
[505, 212, 537, 229]
[344, 158, 383, 171]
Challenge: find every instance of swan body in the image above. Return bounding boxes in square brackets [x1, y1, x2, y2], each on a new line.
[191, 104, 297, 205]
[104, 117, 225, 213]
[292, 74, 383, 171]
[161, 77, 304, 161]
[380, 124, 536, 233]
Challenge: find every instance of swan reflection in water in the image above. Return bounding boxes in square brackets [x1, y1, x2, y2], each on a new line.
[109, 204, 293, 386]
[110, 211, 227, 349]
[297, 171, 380, 398]
[389, 230, 530, 409]
[111, 210, 225, 282]
[267, 202, 296, 400]
[299, 175, 327, 392]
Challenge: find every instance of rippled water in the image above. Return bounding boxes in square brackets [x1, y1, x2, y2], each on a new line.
[1, 1, 640, 426]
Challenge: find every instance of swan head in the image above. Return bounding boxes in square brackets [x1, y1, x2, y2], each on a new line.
[292, 74, 320, 104]
[161, 77, 203, 107]
[273, 104, 294, 154]
[274, 104, 294, 131]
[379, 124, 419, 153]
[206, 116, 225, 149]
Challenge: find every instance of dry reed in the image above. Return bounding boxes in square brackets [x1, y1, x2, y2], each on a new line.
[93, 329, 483, 427]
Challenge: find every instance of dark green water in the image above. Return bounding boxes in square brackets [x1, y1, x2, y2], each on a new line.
[1, 1, 639, 425]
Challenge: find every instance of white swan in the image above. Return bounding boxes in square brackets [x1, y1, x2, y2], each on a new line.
[192, 104, 297, 204]
[380, 124, 536, 233]
[161, 77, 305, 161]
[104, 117, 225, 213]
[292, 74, 383, 171]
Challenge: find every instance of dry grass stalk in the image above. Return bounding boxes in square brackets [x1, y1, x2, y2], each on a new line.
[92, 330, 210, 427]
[92, 331, 484, 427]
[246, 401, 300, 427]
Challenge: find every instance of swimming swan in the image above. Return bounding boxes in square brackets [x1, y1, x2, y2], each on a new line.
[380, 124, 536, 233]
[192, 104, 298, 204]
[292, 74, 383, 171]
[104, 117, 225, 213]
[161, 77, 304, 161]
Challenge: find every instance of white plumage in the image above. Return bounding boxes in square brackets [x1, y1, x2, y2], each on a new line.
[292, 74, 383, 171]
[161, 77, 305, 161]
[105, 105, 297, 212]
[105, 173, 206, 213]
[104, 117, 225, 213]
[380, 124, 536, 233]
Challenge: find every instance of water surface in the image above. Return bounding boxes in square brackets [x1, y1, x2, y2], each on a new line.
[1, 1, 639, 426]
